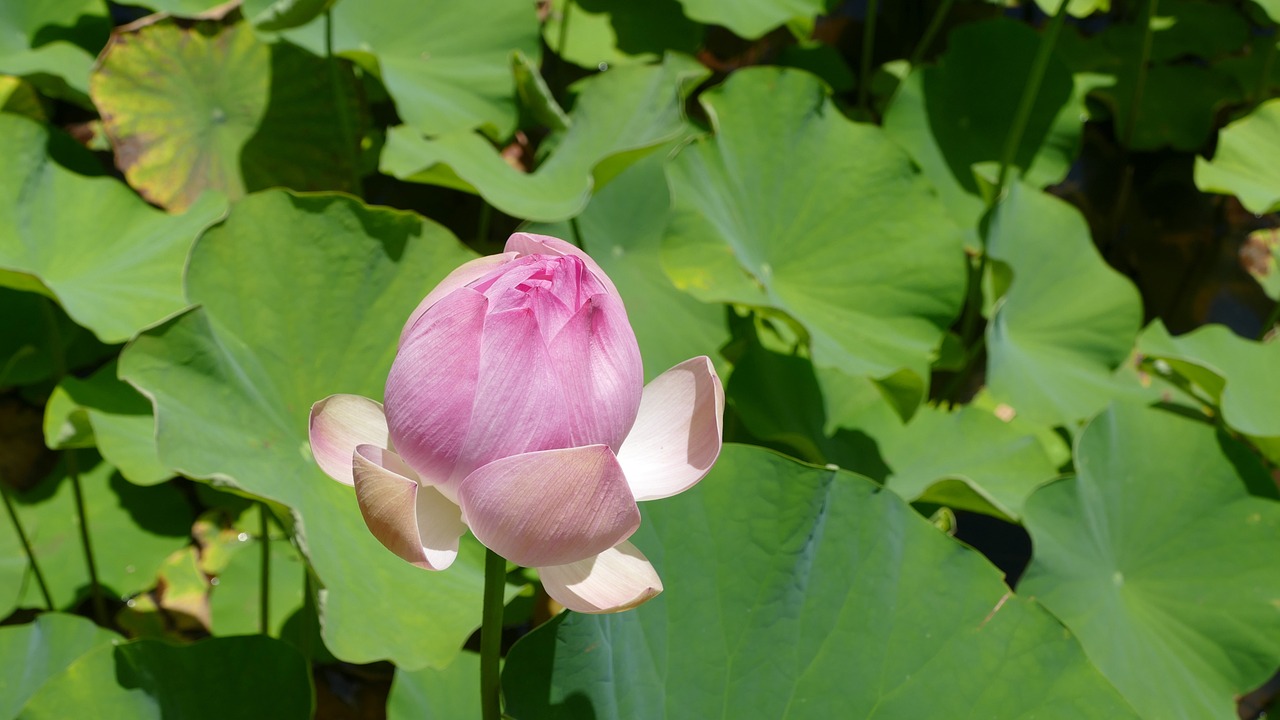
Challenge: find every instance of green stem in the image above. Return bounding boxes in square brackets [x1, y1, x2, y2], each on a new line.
[568, 215, 585, 249]
[1, 482, 53, 610]
[40, 299, 105, 624]
[1107, 0, 1157, 257]
[68, 451, 106, 625]
[477, 202, 493, 247]
[857, 0, 880, 117]
[908, 0, 955, 67]
[994, 0, 1072, 198]
[480, 548, 506, 720]
[259, 506, 271, 635]
[325, 9, 362, 196]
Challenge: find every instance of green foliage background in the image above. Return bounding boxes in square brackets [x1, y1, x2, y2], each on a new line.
[1, 0, 1278, 717]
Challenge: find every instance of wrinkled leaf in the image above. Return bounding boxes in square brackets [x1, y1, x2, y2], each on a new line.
[91, 16, 361, 212]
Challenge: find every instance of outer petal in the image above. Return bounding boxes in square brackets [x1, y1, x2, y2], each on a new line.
[397, 252, 516, 347]
[451, 306, 573, 482]
[457, 445, 640, 568]
[539, 541, 662, 614]
[385, 287, 487, 486]
[352, 445, 466, 571]
[308, 394, 388, 486]
[505, 232, 622, 302]
[547, 293, 643, 451]
[616, 356, 725, 501]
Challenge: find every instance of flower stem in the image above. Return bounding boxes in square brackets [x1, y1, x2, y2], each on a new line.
[259, 505, 271, 635]
[325, 8, 362, 195]
[908, 0, 955, 67]
[480, 548, 506, 720]
[67, 451, 106, 625]
[1, 481, 53, 610]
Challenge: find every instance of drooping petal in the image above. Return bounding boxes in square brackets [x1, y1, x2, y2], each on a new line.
[352, 445, 466, 571]
[547, 293, 643, 451]
[505, 232, 622, 302]
[539, 541, 663, 614]
[397, 252, 516, 347]
[457, 445, 640, 568]
[451, 306, 574, 482]
[616, 356, 725, 501]
[385, 287, 487, 486]
[308, 394, 389, 486]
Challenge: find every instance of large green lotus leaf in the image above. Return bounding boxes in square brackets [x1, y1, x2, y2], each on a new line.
[0, 0, 109, 104]
[284, 0, 539, 138]
[0, 114, 225, 344]
[91, 16, 362, 213]
[118, 190, 492, 669]
[9, 451, 193, 610]
[1019, 402, 1280, 719]
[44, 361, 171, 486]
[0, 614, 120, 718]
[1137, 320, 1280, 440]
[1195, 99, 1280, 214]
[524, 151, 728, 381]
[985, 183, 1143, 426]
[503, 444, 1137, 719]
[881, 404, 1059, 521]
[1256, 0, 1280, 21]
[882, 18, 1084, 233]
[542, 0, 701, 70]
[18, 634, 312, 718]
[382, 55, 708, 222]
[673, 0, 830, 40]
[663, 67, 966, 390]
[387, 652, 479, 719]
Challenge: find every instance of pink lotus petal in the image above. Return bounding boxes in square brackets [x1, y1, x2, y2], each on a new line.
[308, 394, 389, 486]
[505, 232, 621, 301]
[458, 445, 640, 568]
[385, 287, 488, 486]
[397, 253, 516, 347]
[451, 306, 574, 482]
[352, 445, 466, 571]
[547, 293, 643, 451]
[617, 357, 725, 501]
[539, 541, 662, 614]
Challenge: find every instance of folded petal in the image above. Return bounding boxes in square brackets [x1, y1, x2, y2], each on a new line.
[309, 394, 389, 486]
[505, 232, 622, 302]
[352, 445, 466, 571]
[617, 356, 725, 501]
[451, 306, 573, 482]
[539, 541, 662, 614]
[385, 287, 487, 486]
[397, 253, 516, 347]
[547, 293, 643, 451]
[458, 445, 640, 568]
